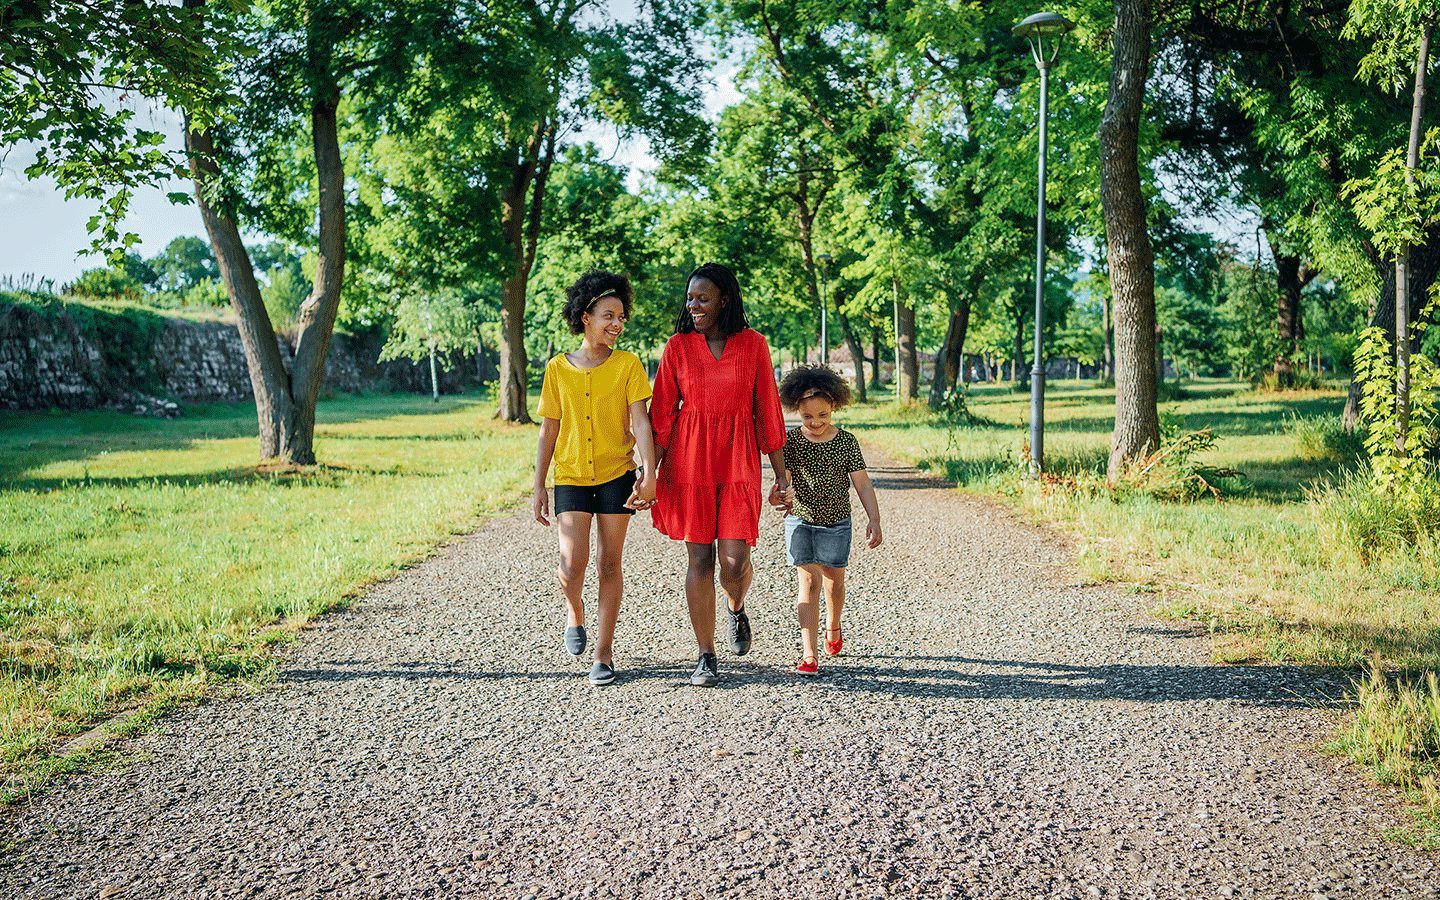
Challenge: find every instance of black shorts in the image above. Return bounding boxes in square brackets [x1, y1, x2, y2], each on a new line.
[554, 470, 637, 516]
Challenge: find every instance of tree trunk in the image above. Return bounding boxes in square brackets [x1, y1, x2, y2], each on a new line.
[834, 296, 867, 402]
[870, 326, 883, 389]
[1101, 0, 1160, 483]
[1013, 307, 1027, 385]
[892, 277, 918, 399]
[496, 125, 554, 424]
[1102, 287, 1114, 380]
[927, 299, 970, 407]
[1266, 228, 1316, 389]
[186, 121, 295, 460]
[284, 85, 347, 464]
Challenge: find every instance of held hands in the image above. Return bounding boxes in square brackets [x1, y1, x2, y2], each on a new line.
[767, 481, 795, 513]
[533, 487, 551, 527]
[624, 471, 657, 510]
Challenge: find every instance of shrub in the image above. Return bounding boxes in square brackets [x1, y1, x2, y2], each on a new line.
[1287, 413, 1367, 463]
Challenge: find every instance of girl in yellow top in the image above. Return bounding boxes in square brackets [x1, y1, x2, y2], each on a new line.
[533, 271, 657, 686]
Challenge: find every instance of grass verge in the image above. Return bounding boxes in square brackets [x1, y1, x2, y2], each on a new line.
[0, 392, 535, 795]
[849, 378, 1440, 841]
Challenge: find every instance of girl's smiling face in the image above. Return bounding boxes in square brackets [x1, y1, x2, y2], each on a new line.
[685, 277, 726, 334]
[583, 297, 626, 348]
[797, 394, 835, 440]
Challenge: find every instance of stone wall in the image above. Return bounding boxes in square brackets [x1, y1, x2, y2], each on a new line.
[0, 301, 486, 411]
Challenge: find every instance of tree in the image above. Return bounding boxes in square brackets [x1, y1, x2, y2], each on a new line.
[0, 0, 244, 259]
[1101, 0, 1160, 482]
[347, 1, 706, 423]
[1344, 0, 1440, 455]
[148, 236, 218, 292]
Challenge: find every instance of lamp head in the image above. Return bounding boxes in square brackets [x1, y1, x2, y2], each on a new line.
[818, 253, 833, 263]
[1014, 11, 1076, 68]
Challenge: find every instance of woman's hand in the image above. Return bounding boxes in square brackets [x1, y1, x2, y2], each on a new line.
[533, 487, 551, 526]
[625, 472, 657, 510]
[767, 481, 795, 513]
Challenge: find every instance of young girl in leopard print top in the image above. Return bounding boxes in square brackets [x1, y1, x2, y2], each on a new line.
[769, 364, 883, 676]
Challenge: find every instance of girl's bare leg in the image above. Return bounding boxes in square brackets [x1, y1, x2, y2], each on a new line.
[592, 513, 631, 666]
[820, 565, 846, 633]
[685, 542, 718, 654]
[796, 564, 822, 659]
[556, 512, 592, 628]
[715, 538, 753, 613]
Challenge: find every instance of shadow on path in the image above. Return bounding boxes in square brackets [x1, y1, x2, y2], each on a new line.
[280, 654, 1353, 709]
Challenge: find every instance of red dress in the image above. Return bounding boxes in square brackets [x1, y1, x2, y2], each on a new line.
[651, 328, 787, 545]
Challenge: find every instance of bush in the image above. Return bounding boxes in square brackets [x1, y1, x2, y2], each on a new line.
[1311, 469, 1440, 565]
[1287, 413, 1367, 463]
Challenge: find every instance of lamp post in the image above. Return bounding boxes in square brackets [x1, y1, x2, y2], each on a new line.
[1013, 10, 1075, 475]
[817, 253, 833, 365]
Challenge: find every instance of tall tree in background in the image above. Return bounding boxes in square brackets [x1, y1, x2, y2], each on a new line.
[1101, 0, 1159, 481]
[185, 0, 444, 463]
[355, 0, 705, 423]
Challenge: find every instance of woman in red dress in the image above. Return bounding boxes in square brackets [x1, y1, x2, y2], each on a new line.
[651, 263, 790, 686]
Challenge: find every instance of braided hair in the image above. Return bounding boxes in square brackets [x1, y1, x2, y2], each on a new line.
[674, 262, 748, 335]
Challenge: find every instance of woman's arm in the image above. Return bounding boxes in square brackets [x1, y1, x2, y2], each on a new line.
[626, 399, 659, 508]
[850, 469, 882, 548]
[533, 417, 561, 526]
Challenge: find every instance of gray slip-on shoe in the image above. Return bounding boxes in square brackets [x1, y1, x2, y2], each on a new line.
[588, 660, 615, 686]
[565, 625, 586, 658]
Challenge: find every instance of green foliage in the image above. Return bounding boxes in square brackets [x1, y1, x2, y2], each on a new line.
[0, 0, 251, 260]
[148, 236, 218, 293]
[1327, 660, 1440, 846]
[1343, 140, 1440, 255]
[1111, 428, 1247, 503]
[1286, 413, 1367, 463]
[61, 267, 145, 303]
[1353, 325, 1440, 491]
[379, 288, 484, 368]
[1312, 468, 1440, 565]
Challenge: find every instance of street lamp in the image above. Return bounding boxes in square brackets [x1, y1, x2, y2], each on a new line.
[1013, 10, 1075, 475]
[817, 253, 833, 365]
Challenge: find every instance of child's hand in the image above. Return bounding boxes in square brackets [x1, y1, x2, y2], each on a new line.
[625, 473, 657, 510]
[767, 482, 794, 512]
[866, 518, 882, 548]
[533, 488, 551, 526]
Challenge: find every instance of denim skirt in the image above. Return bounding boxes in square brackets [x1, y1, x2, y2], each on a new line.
[784, 514, 852, 568]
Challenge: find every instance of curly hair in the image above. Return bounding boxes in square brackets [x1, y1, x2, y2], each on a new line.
[562, 271, 634, 335]
[778, 364, 853, 412]
[674, 262, 748, 335]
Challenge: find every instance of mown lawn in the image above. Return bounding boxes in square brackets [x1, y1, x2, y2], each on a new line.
[0, 392, 536, 793]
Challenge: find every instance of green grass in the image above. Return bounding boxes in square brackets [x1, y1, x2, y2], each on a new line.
[0, 392, 535, 791]
[847, 377, 1440, 840]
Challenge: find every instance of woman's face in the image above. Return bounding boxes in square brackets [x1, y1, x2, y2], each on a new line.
[685, 277, 726, 334]
[582, 297, 626, 348]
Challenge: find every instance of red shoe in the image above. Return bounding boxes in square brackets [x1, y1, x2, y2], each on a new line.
[795, 655, 819, 676]
[825, 627, 843, 657]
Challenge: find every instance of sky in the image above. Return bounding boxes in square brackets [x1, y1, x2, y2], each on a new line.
[0, 4, 741, 290]
[0, 112, 674, 290]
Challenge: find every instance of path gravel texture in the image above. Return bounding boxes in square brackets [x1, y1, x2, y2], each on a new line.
[2, 449, 1436, 900]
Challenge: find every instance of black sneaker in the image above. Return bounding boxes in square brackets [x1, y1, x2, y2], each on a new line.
[565, 625, 586, 658]
[588, 660, 615, 686]
[726, 606, 752, 656]
[690, 652, 719, 686]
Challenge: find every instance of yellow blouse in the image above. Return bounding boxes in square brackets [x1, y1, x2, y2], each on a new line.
[537, 349, 652, 486]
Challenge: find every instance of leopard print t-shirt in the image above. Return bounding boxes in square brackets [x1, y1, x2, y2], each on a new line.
[782, 427, 866, 525]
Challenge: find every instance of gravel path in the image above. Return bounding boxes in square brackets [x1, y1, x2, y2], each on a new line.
[2, 448, 1436, 899]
